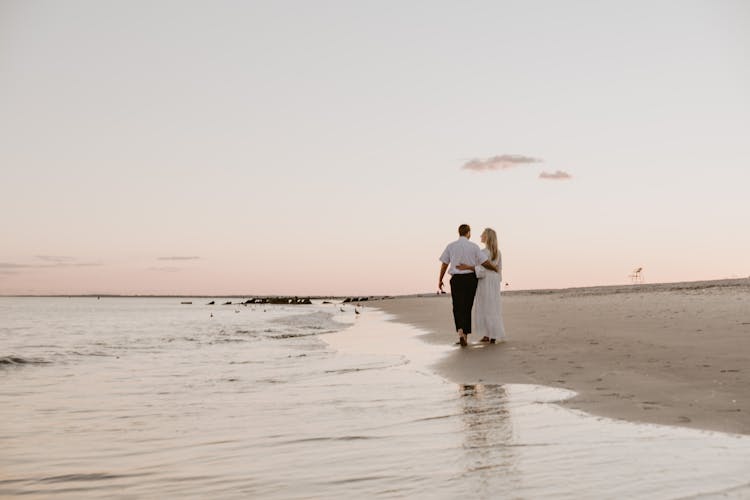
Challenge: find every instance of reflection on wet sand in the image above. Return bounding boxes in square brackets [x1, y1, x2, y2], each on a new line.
[459, 384, 521, 497]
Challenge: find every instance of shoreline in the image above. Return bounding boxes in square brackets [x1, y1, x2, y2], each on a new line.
[3, 277, 747, 299]
[369, 278, 750, 436]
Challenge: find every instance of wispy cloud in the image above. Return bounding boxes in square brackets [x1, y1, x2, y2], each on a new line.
[148, 266, 182, 272]
[461, 154, 542, 172]
[35, 255, 76, 263]
[157, 256, 200, 261]
[539, 170, 573, 180]
[40, 261, 102, 268]
[0, 262, 33, 269]
[0, 258, 102, 272]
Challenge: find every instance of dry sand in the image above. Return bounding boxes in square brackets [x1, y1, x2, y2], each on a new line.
[370, 279, 750, 435]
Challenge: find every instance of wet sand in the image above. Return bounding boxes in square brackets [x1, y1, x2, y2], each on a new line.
[371, 279, 750, 435]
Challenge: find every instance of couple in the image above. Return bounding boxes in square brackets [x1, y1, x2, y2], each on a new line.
[438, 224, 506, 347]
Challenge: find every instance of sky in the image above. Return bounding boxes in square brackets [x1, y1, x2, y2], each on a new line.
[1, 0, 749, 296]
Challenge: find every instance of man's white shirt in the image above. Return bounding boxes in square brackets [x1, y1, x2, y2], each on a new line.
[439, 237, 486, 275]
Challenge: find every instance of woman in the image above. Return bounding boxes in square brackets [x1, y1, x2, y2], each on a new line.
[457, 228, 505, 343]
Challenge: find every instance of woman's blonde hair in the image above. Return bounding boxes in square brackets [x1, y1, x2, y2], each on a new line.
[482, 228, 499, 262]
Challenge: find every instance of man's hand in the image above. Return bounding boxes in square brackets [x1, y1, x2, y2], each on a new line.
[438, 262, 449, 293]
[480, 260, 498, 272]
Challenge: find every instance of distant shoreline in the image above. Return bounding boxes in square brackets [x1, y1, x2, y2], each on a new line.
[0, 294, 356, 299]
[2, 277, 746, 299]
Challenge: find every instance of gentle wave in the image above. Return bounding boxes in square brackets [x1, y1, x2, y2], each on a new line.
[3, 298, 750, 499]
[0, 355, 49, 365]
[37, 472, 154, 484]
[272, 310, 349, 331]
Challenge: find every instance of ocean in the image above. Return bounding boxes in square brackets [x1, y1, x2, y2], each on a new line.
[1, 297, 749, 499]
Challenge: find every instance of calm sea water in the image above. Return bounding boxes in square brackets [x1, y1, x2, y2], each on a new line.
[1, 297, 749, 499]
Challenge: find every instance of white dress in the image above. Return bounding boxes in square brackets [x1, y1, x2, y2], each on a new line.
[473, 248, 505, 341]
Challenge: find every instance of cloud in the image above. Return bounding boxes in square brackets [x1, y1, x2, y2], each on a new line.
[148, 266, 182, 272]
[0, 262, 33, 269]
[539, 170, 573, 180]
[157, 256, 200, 261]
[39, 261, 102, 268]
[35, 255, 76, 263]
[461, 154, 542, 172]
[34, 256, 101, 267]
[0, 259, 102, 272]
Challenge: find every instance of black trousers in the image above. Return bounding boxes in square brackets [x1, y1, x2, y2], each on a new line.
[450, 273, 478, 334]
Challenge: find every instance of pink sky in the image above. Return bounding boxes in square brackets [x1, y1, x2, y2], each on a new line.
[2, 1, 749, 295]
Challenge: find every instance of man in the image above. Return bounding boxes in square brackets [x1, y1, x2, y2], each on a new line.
[438, 224, 495, 347]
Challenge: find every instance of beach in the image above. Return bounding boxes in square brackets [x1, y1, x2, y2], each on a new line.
[373, 278, 750, 435]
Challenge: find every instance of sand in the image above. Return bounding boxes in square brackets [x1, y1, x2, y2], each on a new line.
[370, 278, 750, 435]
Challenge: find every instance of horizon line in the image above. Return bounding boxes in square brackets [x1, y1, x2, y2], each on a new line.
[1, 277, 747, 299]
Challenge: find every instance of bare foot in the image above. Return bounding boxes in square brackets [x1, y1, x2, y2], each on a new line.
[458, 329, 468, 347]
